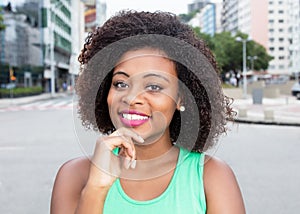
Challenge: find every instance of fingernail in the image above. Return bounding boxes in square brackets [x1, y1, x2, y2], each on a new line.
[130, 159, 136, 169]
[138, 135, 144, 143]
[124, 158, 131, 169]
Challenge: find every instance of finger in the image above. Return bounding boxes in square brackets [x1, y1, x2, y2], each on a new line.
[102, 136, 135, 158]
[97, 134, 137, 170]
[111, 128, 144, 144]
[118, 148, 130, 170]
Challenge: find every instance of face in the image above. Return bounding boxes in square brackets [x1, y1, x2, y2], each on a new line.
[107, 48, 181, 144]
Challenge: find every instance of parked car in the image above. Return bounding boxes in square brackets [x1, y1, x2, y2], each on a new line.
[291, 82, 300, 99]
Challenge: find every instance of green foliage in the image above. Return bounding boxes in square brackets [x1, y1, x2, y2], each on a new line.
[247, 40, 274, 70]
[0, 86, 43, 98]
[178, 11, 198, 23]
[0, 7, 6, 31]
[191, 28, 273, 75]
[192, 27, 214, 49]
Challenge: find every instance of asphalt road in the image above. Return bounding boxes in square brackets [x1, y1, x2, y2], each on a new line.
[217, 122, 300, 214]
[0, 106, 299, 213]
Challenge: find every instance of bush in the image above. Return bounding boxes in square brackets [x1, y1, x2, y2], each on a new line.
[0, 86, 43, 98]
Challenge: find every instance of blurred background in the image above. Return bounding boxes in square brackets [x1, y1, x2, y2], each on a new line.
[0, 0, 299, 213]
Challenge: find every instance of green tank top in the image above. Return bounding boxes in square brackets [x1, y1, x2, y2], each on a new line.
[103, 147, 206, 214]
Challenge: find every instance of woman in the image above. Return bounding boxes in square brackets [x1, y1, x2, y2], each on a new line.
[51, 11, 245, 213]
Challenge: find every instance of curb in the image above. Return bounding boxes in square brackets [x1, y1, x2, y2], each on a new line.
[234, 118, 300, 127]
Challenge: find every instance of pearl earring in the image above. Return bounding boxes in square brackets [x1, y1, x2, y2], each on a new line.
[179, 106, 185, 112]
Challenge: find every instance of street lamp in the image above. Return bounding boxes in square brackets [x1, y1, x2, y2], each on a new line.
[247, 55, 258, 71]
[236, 36, 251, 98]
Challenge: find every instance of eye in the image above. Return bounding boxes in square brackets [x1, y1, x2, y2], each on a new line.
[113, 81, 129, 89]
[145, 84, 163, 92]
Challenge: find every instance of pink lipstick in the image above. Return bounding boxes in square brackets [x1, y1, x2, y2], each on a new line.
[119, 110, 150, 127]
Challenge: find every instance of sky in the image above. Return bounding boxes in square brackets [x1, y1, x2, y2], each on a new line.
[2, 0, 194, 16]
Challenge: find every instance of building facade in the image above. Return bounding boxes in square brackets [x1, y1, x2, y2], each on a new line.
[288, 0, 300, 78]
[0, 6, 43, 87]
[222, 0, 299, 75]
[0, 0, 85, 91]
[221, 0, 239, 33]
[40, 0, 85, 93]
[188, 0, 222, 36]
[41, 0, 73, 92]
[188, 0, 211, 13]
[84, 0, 106, 33]
[199, 3, 216, 36]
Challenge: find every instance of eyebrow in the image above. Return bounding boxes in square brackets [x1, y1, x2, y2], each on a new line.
[112, 71, 129, 77]
[143, 73, 170, 83]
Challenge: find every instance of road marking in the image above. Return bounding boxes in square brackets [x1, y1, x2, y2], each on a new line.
[0, 146, 25, 151]
[52, 101, 68, 107]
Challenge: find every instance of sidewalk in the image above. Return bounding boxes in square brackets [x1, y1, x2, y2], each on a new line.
[0, 92, 73, 109]
[232, 95, 300, 126]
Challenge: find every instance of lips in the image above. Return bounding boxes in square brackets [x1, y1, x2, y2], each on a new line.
[119, 110, 150, 127]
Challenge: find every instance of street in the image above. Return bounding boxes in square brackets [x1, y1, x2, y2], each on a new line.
[217, 123, 300, 214]
[0, 97, 299, 213]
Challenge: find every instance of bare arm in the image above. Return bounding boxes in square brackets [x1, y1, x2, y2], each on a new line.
[50, 156, 113, 214]
[51, 128, 143, 214]
[50, 157, 90, 214]
[204, 156, 246, 214]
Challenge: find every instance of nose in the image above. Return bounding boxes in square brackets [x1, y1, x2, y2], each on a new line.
[121, 86, 145, 106]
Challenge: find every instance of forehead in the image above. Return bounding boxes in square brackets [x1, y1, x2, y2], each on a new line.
[114, 48, 177, 77]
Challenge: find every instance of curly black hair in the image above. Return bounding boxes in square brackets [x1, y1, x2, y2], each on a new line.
[76, 11, 234, 152]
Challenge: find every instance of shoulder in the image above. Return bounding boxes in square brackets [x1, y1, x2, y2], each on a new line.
[57, 157, 91, 179]
[54, 157, 91, 190]
[51, 157, 91, 213]
[204, 155, 236, 182]
[203, 156, 245, 214]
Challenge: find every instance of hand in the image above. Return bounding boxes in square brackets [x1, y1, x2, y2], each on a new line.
[87, 128, 144, 188]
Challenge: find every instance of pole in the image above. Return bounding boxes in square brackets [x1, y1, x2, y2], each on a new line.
[242, 40, 247, 98]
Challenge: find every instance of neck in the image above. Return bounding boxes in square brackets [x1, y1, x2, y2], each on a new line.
[135, 132, 173, 160]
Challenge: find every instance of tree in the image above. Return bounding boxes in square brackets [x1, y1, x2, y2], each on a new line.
[178, 11, 198, 23]
[0, 7, 5, 31]
[192, 26, 214, 50]
[209, 31, 273, 86]
[247, 41, 273, 70]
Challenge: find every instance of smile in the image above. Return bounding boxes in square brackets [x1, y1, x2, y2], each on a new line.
[119, 111, 150, 127]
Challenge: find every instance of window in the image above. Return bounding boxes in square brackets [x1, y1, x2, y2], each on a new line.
[279, 56, 285, 60]
[279, 28, 284, 32]
[279, 38, 284, 42]
[269, 19, 274, 23]
[279, 65, 285, 69]
[269, 28, 274, 32]
[269, 10, 274, 14]
[269, 47, 275, 51]
[279, 1, 283, 4]
[279, 19, 284, 23]
[278, 10, 284, 14]
[269, 38, 274, 42]
[279, 47, 284, 51]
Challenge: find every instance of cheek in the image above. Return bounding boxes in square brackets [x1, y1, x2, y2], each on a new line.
[155, 99, 177, 118]
[107, 88, 118, 109]
[107, 90, 113, 108]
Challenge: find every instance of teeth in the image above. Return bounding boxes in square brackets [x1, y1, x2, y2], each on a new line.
[122, 113, 148, 120]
